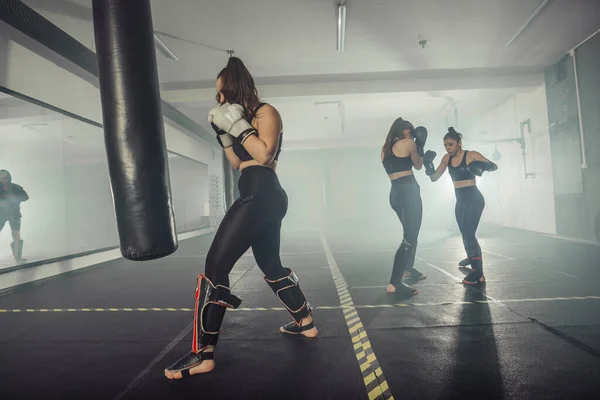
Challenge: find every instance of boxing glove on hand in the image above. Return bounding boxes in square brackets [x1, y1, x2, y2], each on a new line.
[413, 126, 428, 158]
[468, 160, 498, 176]
[423, 150, 437, 176]
[208, 107, 234, 148]
[210, 103, 257, 144]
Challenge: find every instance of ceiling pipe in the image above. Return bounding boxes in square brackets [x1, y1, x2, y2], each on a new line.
[336, 3, 346, 52]
[569, 27, 600, 53]
[566, 27, 600, 171]
[506, 0, 553, 46]
[570, 48, 588, 169]
[153, 33, 178, 60]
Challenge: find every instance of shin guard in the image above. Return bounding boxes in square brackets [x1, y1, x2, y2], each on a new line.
[464, 240, 484, 282]
[10, 240, 24, 260]
[407, 240, 418, 269]
[463, 241, 482, 270]
[165, 275, 241, 376]
[192, 274, 241, 353]
[468, 242, 483, 273]
[391, 239, 413, 286]
[265, 267, 312, 326]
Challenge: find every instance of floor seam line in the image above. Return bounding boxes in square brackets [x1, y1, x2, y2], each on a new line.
[418, 256, 600, 360]
[112, 262, 257, 400]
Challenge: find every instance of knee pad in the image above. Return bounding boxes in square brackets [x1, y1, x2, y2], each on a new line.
[193, 274, 242, 352]
[265, 267, 312, 326]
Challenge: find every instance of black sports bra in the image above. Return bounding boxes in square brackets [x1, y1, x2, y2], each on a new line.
[232, 103, 282, 162]
[382, 141, 413, 174]
[448, 151, 476, 181]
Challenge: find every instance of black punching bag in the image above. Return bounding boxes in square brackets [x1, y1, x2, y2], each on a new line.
[91, 0, 178, 260]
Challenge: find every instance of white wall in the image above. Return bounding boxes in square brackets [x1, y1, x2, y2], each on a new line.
[276, 145, 457, 241]
[1, 38, 214, 166]
[469, 85, 556, 234]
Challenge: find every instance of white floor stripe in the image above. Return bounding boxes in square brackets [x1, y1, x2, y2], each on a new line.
[416, 257, 462, 282]
[541, 233, 600, 247]
[482, 249, 515, 260]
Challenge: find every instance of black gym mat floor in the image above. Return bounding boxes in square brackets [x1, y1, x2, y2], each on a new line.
[1, 224, 600, 399]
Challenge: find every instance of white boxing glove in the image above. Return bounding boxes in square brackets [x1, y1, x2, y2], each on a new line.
[208, 106, 234, 148]
[210, 103, 257, 144]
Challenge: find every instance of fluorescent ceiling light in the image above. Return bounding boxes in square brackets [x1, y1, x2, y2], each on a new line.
[337, 4, 346, 52]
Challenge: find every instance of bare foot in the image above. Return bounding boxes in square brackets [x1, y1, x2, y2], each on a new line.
[164, 348, 215, 380]
[280, 315, 318, 338]
[387, 283, 396, 293]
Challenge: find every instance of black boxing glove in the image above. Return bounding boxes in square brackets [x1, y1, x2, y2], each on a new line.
[468, 160, 498, 176]
[413, 126, 428, 158]
[424, 150, 437, 176]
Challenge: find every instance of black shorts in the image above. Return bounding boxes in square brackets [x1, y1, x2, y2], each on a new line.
[0, 214, 21, 231]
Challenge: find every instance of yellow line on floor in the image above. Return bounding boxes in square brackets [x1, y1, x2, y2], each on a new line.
[320, 233, 394, 400]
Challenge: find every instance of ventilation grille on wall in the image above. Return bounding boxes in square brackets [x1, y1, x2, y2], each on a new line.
[555, 57, 567, 83]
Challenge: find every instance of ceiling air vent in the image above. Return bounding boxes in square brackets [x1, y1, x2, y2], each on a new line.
[312, 101, 345, 136]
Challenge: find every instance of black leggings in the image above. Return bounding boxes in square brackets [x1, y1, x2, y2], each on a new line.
[389, 175, 422, 286]
[205, 166, 290, 287]
[455, 186, 485, 272]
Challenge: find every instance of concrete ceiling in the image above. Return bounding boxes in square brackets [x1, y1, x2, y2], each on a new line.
[15, 0, 600, 147]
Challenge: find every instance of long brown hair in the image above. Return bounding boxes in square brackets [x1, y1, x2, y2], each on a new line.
[382, 118, 414, 156]
[216, 57, 260, 112]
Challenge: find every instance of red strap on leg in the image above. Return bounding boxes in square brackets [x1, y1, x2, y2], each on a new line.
[192, 275, 203, 353]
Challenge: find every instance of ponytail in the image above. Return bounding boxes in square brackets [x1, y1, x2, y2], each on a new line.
[382, 118, 414, 156]
[216, 57, 260, 112]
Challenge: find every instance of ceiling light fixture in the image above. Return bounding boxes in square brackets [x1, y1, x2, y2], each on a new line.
[154, 33, 179, 60]
[337, 3, 346, 53]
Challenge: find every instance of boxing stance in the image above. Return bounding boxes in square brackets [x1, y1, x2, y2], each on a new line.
[0, 170, 29, 263]
[164, 57, 317, 380]
[424, 127, 497, 284]
[381, 118, 429, 295]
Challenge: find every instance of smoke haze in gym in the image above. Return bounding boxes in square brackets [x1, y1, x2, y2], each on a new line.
[2, 0, 600, 271]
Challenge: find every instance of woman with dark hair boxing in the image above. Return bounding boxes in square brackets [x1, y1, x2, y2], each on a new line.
[423, 127, 498, 284]
[164, 57, 317, 380]
[381, 118, 429, 295]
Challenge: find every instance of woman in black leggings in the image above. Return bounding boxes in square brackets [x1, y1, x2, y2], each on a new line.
[165, 57, 317, 380]
[424, 127, 497, 284]
[381, 118, 429, 296]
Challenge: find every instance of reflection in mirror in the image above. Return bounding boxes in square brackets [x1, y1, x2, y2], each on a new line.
[0, 91, 210, 271]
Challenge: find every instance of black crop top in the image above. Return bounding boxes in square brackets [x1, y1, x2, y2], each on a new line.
[382, 145, 413, 174]
[232, 102, 283, 162]
[448, 151, 476, 181]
